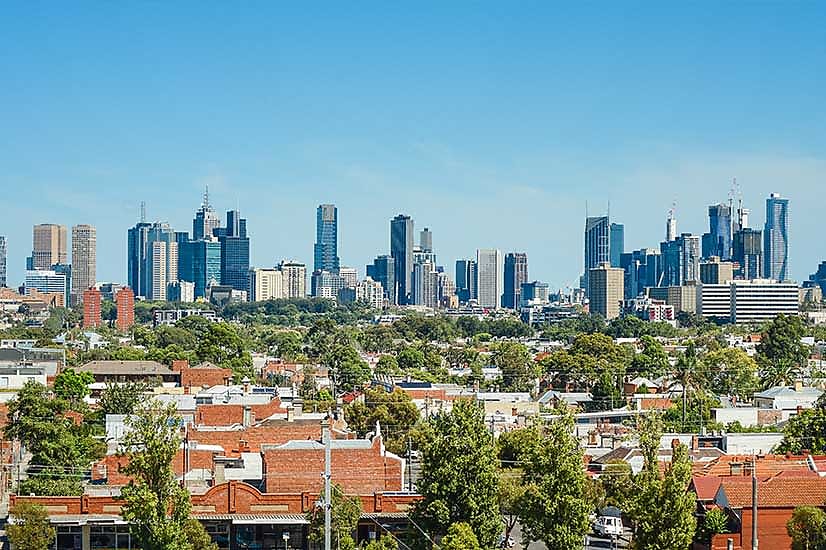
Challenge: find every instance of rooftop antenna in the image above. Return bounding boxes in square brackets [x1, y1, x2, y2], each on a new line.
[203, 185, 210, 209]
[607, 200, 611, 221]
[140, 201, 146, 223]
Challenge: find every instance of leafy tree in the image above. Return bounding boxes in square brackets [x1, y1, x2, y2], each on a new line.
[629, 414, 696, 550]
[499, 471, 525, 544]
[597, 460, 634, 511]
[325, 343, 371, 393]
[787, 506, 826, 550]
[53, 368, 94, 404]
[699, 507, 729, 545]
[493, 342, 534, 392]
[361, 536, 400, 550]
[344, 388, 419, 455]
[360, 324, 398, 353]
[270, 330, 303, 360]
[662, 389, 720, 433]
[98, 381, 150, 416]
[776, 395, 826, 454]
[17, 476, 83, 497]
[757, 314, 810, 387]
[7, 502, 55, 550]
[307, 483, 362, 549]
[412, 399, 500, 548]
[183, 519, 219, 550]
[397, 347, 426, 372]
[588, 370, 624, 411]
[630, 335, 669, 379]
[518, 412, 590, 548]
[439, 522, 481, 550]
[119, 401, 191, 550]
[497, 427, 537, 467]
[375, 355, 401, 377]
[703, 347, 760, 400]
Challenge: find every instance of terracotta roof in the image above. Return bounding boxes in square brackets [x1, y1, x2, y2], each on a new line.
[719, 476, 826, 508]
[640, 398, 674, 410]
[692, 476, 722, 501]
[694, 454, 823, 478]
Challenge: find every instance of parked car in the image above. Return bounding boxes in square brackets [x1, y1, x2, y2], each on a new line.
[593, 506, 624, 537]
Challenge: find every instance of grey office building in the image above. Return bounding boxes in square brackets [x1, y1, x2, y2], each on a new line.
[390, 214, 414, 305]
[584, 216, 610, 295]
[733, 228, 762, 280]
[609, 223, 624, 268]
[455, 259, 477, 303]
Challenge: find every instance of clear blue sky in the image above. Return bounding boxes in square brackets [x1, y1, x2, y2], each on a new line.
[1, 2, 824, 289]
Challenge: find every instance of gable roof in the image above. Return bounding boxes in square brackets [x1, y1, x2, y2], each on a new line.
[718, 476, 826, 508]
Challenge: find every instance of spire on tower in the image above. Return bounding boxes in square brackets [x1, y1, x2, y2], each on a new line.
[140, 201, 146, 223]
[202, 185, 210, 209]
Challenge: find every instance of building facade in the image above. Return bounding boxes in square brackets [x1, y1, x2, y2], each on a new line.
[25, 270, 68, 306]
[115, 287, 135, 332]
[503, 252, 528, 309]
[82, 287, 102, 328]
[584, 216, 610, 295]
[313, 204, 339, 273]
[71, 224, 97, 305]
[249, 268, 284, 302]
[32, 224, 67, 270]
[390, 214, 414, 305]
[476, 248, 503, 309]
[588, 263, 624, 320]
[733, 228, 762, 280]
[279, 261, 306, 299]
[763, 193, 789, 281]
[609, 223, 624, 267]
[366, 255, 395, 305]
[218, 210, 250, 294]
[700, 257, 734, 285]
[705, 204, 732, 260]
[455, 259, 477, 304]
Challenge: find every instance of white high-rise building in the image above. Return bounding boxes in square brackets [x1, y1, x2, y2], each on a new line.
[249, 268, 284, 301]
[356, 277, 385, 310]
[697, 279, 799, 324]
[339, 267, 358, 288]
[25, 269, 68, 305]
[71, 224, 96, 304]
[0, 236, 6, 288]
[476, 248, 503, 309]
[279, 261, 307, 299]
[412, 261, 439, 308]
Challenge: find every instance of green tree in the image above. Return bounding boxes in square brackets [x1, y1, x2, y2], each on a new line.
[757, 314, 810, 387]
[270, 330, 303, 360]
[307, 483, 362, 549]
[325, 343, 371, 393]
[7, 502, 55, 550]
[699, 507, 729, 545]
[439, 522, 481, 550]
[397, 347, 426, 372]
[499, 471, 525, 544]
[518, 412, 590, 549]
[776, 395, 826, 454]
[98, 381, 150, 416]
[361, 536, 400, 550]
[374, 355, 401, 377]
[630, 336, 669, 379]
[53, 368, 95, 404]
[787, 506, 826, 550]
[629, 414, 697, 550]
[118, 401, 192, 550]
[597, 460, 634, 511]
[183, 519, 219, 550]
[493, 342, 534, 392]
[703, 347, 760, 400]
[412, 399, 500, 548]
[497, 427, 538, 467]
[344, 388, 419, 455]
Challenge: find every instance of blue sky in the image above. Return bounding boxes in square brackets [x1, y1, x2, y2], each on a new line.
[1, 2, 825, 289]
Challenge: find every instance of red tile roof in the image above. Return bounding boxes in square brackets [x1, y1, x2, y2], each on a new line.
[692, 476, 722, 501]
[720, 476, 826, 508]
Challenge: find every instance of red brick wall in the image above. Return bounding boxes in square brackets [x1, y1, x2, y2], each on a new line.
[194, 399, 288, 427]
[92, 449, 218, 485]
[398, 388, 447, 401]
[188, 420, 322, 453]
[263, 437, 403, 494]
[182, 367, 233, 390]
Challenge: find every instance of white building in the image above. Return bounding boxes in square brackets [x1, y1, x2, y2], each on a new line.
[412, 261, 439, 308]
[338, 267, 358, 289]
[476, 248, 503, 309]
[730, 280, 799, 324]
[279, 261, 306, 299]
[24, 269, 67, 300]
[249, 268, 284, 301]
[355, 277, 385, 310]
[697, 284, 732, 319]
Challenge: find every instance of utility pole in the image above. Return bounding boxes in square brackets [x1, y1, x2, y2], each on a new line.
[751, 454, 758, 550]
[323, 419, 332, 550]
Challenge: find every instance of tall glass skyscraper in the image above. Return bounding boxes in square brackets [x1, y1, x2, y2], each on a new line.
[390, 214, 414, 305]
[763, 193, 789, 281]
[707, 204, 733, 260]
[584, 216, 610, 296]
[180, 239, 221, 298]
[192, 187, 221, 241]
[0, 236, 6, 288]
[476, 248, 503, 309]
[314, 204, 340, 273]
[609, 223, 624, 267]
[219, 210, 250, 293]
[503, 252, 528, 309]
[455, 259, 477, 303]
[367, 255, 395, 305]
[127, 221, 152, 297]
[733, 228, 762, 280]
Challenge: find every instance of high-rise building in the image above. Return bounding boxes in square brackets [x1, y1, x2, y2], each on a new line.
[390, 214, 414, 305]
[0, 236, 6, 287]
[609, 223, 624, 268]
[476, 249, 503, 309]
[437, 271, 456, 308]
[620, 248, 662, 299]
[314, 204, 339, 273]
[249, 268, 284, 301]
[338, 267, 357, 289]
[82, 287, 102, 328]
[148, 241, 171, 301]
[733, 228, 762, 280]
[71, 224, 97, 305]
[661, 234, 700, 286]
[115, 287, 135, 332]
[666, 208, 678, 242]
[520, 281, 550, 306]
[763, 193, 789, 281]
[192, 187, 221, 241]
[584, 216, 610, 295]
[52, 263, 72, 301]
[25, 269, 68, 306]
[412, 261, 439, 308]
[367, 255, 395, 305]
[420, 228, 433, 253]
[32, 224, 67, 270]
[700, 257, 734, 285]
[167, 280, 195, 303]
[127, 220, 153, 298]
[730, 280, 799, 324]
[706, 204, 733, 260]
[311, 270, 347, 300]
[179, 239, 220, 298]
[279, 261, 307, 298]
[588, 262, 624, 320]
[503, 252, 528, 309]
[219, 210, 250, 293]
[455, 259, 477, 303]
[354, 277, 385, 310]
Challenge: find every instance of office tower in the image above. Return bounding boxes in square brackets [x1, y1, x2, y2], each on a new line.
[25, 269, 68, 306]
[437, 272, 456, 308]
[71, 224, 97, 305]
[367, 255, 396, 305]
[0, 236, 6, 287]
[764, 193, 789, 281]
[609, 223, 624, 267]
[143, 223, 179, 300]
[314, 204, 340, 273]
[476, 249, 503, 309]
[390, 214, 414, 305]
[179, 239, 220, 298]
[420, 228, 433, 252]
[279, 260, 307, 298]
[620, 248, 661, 299]
[82, 288, 102, 328]
[219, 210, 250, 293]
[733, 228, 762, 280]
[730, 280, 798, 324]
[249, 268, 284, 301]
[353, 277, 385, 309]
[520, 281, 550, 306]
[127, 220, 153, 298]
[660, 234, 700, 287]
[700, 257, 734, 285]
[412, 261, 439, 307]
[115, 287, 135, 332]
[52, 263, 72, 301]
[32, 224, 67, 269]
[338, 267, 357, 288]
[584, 216, 610, 295]
[681, 234, 701, 283]
[311, 270, 347, 300]
[192, 187, 221, 241]
[455, 259, 477, 303]
[706, 204, 733, 260]
[503, 253, 528, 309]
[588, 263, 625, 320]
[167, 281, 195, 302]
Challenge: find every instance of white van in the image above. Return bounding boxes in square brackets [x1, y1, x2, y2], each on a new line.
[594, 514, 623, 537]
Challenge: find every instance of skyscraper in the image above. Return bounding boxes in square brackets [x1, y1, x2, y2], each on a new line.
[279, 260, 307, 298]
[666, 207, 678, 242]
[620, 248, 661, 299]
[0, 236, 6, 288]
[706, 204, 733, 260]
[367, 255, 395, 305]
[192, 187, 221, 241]
[588, 263, 624, 320]
[660, 234, 700, 286]
[503, 252, 528, 309]
[219, 210, 250, 293]
[179, 239, 220, 298]
[420, 228, 433, 253]
[127, 220, 152, 298]
[314, 204, 339, 273]
[584, 216, 610, 295]
[476, 249, 503, 309]
[609, 223, 624, 268]
[455, 259, 477, 303]
[82, 287, 102, 328]
[412, 261, 439, 307]
[733, 228, 762, 280]
[32, 224, 67, 269]
[764, 193, 789, 281]
[390, 214, 414, 305]
[115, 287, 135, 332]
[71, 224, 97, 305]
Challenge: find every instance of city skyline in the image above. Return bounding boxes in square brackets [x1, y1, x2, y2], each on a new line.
[1, 3, 824, 288]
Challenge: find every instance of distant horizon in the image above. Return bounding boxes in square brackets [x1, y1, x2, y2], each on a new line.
[1, 3, 824, 288]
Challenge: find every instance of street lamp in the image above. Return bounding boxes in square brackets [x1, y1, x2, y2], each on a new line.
[282, 530, 290, 550]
